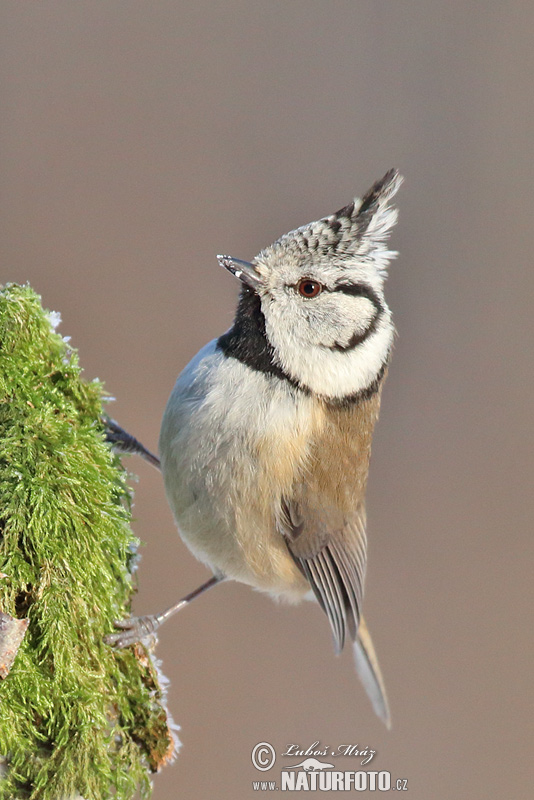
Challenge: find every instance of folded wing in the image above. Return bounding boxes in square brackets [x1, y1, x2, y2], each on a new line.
[281, 496, 390, 726]
[281, 497, 367, 654]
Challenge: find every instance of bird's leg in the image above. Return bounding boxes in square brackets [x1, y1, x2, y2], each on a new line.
[102, 418, 222, 648]
[104, 574, 224, 649]
[103, 416, 161, 470]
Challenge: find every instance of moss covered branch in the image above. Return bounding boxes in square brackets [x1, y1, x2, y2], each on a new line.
[0, 284, 177, 800]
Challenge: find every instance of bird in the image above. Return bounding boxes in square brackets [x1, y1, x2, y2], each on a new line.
[105, 169, 403, 728]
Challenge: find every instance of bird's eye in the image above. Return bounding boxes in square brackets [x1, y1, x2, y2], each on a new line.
[297, 279, 323, 298]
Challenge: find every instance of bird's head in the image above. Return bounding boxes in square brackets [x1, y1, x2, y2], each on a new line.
[219, 169, 402, 401]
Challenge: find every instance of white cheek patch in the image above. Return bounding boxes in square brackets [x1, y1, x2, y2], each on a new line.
[278, 293, 379, 352]
[322, 296, 379, 351]
[264, 289, 394, 399]
[309, 320, 394, 398]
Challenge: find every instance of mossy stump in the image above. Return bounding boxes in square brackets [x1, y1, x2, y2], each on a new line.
[0, 284, 176, 800]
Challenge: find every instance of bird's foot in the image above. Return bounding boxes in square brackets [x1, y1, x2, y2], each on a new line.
[102, 417, 161, 470]
[104, 614, 161, 649]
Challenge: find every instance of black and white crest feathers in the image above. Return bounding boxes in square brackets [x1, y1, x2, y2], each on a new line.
[256, 169, 403, 278]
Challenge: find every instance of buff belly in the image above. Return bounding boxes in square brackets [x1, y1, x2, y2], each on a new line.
[159, 344, 382, 601]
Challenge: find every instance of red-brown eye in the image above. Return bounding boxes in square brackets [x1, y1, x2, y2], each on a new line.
[297, 279, 322, 298]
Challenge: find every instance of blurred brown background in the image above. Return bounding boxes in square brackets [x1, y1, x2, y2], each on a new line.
[2, 2, 533, 798]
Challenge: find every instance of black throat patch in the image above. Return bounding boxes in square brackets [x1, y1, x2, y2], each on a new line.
[217, 287, 302, 389]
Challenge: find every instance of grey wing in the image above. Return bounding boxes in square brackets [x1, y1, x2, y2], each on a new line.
[281, 498, 367, 654]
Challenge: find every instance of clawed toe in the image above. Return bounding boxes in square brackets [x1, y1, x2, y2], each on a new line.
[103, 417, 161, 469]
[104, 615, 160, 649]
[103, 577, 222, 649]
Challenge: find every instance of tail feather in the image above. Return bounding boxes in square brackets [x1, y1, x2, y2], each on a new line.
[353, 617, 391, 729]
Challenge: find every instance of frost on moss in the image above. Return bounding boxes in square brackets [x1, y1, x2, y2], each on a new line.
[0, 284, 177, 800]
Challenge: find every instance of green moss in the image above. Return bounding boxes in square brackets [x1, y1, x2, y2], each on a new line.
[0, 284, 175, 800]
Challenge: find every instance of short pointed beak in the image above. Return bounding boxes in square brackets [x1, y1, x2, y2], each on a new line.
[217, 255, 263, 291]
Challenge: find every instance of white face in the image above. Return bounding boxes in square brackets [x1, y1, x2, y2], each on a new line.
[256, 253, 395, 400]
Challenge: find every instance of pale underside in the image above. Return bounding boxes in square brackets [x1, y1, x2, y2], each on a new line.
[159, 341, 383, 654]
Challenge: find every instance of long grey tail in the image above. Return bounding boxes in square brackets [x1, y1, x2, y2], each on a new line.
[353, 617, 391, 729]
